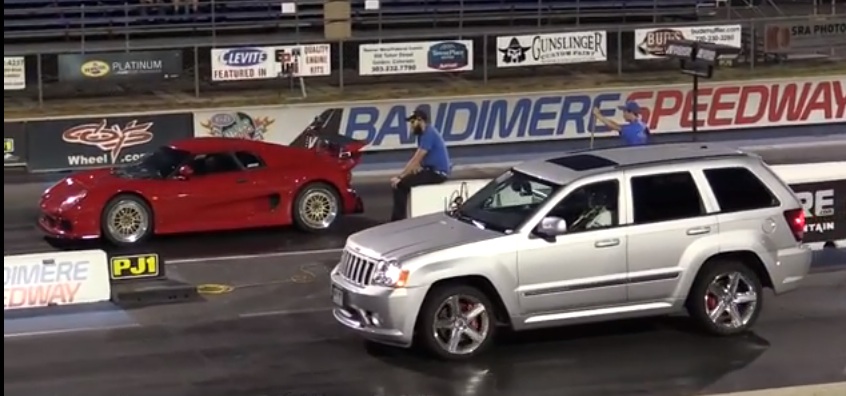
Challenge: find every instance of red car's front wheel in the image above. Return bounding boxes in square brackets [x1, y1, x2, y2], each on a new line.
[101, 194, 154, 246]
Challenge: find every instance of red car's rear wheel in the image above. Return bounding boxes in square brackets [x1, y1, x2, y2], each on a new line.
[293, 182, 340, 232]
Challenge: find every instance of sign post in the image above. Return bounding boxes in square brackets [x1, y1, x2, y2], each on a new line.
[662, 39, 741, 138]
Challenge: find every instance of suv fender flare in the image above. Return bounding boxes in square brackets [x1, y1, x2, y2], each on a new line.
[412, 263, 519, 327]
[673, 230, 773, 301]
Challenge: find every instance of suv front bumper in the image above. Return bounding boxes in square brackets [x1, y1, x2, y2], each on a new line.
[330, 267, 428, 348]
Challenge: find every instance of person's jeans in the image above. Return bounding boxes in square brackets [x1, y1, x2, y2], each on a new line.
[390, 169, 448, 221]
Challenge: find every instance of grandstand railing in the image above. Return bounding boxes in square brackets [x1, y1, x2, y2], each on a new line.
[3, 13, 842, 106]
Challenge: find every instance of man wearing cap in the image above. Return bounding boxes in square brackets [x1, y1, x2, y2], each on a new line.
[592, 101, 650, 146]
[389, 109, 452, 221]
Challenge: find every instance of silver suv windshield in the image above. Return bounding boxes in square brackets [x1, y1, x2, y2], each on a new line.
[453, 170, 563, 233]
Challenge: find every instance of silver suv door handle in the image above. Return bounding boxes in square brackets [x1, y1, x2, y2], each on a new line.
[686, 226, 711, 236]
[595, 239, 620, 248]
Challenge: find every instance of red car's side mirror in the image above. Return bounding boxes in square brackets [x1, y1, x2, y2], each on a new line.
[177, 165, 194, 179]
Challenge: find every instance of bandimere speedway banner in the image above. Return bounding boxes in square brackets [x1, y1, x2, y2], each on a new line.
[4, 250, 111, 310]
[210, 44, 331, 81]
[4, 121, 27, 167]
[763, 18, 845, 54]
[495, 31, 607, 68]
[25, 113, 193, 172]
[634, 24, 742, 60]
[191, 75, 845, 151]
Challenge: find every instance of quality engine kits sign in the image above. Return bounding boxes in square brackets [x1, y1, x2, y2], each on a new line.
[58, 50, 183, 82]
[25, 113, 193, 172]
[635, 25, 742, 60]
[496, 31, 607, 67]
[4, 250, 111, 310]
[4, 56, 25, 91]
[187, 76, 843, 151]
[790, 179, 846, 244]
[358, 40, 474, 76]
[210, 45, 331, 81]
[764, 18, 845, 54]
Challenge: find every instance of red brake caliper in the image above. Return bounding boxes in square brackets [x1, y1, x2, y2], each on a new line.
[706, 293, 718, 311]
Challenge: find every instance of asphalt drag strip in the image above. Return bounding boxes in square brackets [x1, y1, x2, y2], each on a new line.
[4, 252, 845, 396]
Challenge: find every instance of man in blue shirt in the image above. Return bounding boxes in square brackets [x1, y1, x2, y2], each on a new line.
[390, 109, 451, 221]
[592, 101, 650, 146]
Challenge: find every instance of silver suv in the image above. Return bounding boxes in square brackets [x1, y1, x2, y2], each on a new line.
[330, 143, 813, 360]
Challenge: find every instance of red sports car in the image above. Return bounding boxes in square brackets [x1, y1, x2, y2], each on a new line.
[39, 136, 366, 246]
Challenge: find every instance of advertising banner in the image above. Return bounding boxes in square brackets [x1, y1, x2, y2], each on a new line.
[496, 31, 607, 67]
[58, 50, 182, 82]
[210, 44, 331, 81]
[359, 40, 474, 76]
[764, 18, 845, 54]
[4, 121, 27, 167]
[190, 76, 843, 151]
[4, 56, 25, 91]
[634, 25, 742, 59]
[26, 113, 193, 172]
[4, 250, 111, 310]
[789, 179, 846, 244]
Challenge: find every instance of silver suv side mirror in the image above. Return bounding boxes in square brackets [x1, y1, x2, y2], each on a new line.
[537, 216, 567, 237]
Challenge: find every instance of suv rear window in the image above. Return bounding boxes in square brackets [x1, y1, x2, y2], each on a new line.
[631, 171, 705, 224]
[704, 167, 779, 213]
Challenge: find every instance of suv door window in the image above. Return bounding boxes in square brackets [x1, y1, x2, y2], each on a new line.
[704, 167, 779, 212]
[234, 151, 265, 169]
[548, 180, 619, 232]
[188, 152, 242, 176]
[631, 172, 704, 224]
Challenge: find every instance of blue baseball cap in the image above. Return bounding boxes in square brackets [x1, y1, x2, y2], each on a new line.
[618, 101, 641, 114]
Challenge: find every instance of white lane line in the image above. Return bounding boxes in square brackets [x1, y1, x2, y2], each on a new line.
[3, 323, 141, 339]
[703, 382, 846, 396]
[167, 247, 343, 265]
[238, 307, 332, 318]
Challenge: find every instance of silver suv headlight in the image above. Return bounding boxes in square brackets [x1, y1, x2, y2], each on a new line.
[371, 259, 409, 288]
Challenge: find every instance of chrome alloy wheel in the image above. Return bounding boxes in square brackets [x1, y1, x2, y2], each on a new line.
[704, 272, 759, 330]
[106, 200, 149, 244]
[432, 295, 491, 355]
[299, 190, 338, 229]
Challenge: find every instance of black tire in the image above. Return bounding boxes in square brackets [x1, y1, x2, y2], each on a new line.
[686, 259, 764, 336]
[100, 194, 154, 246]
[416, 284, 498, 360]
[292, 182, 341, 232]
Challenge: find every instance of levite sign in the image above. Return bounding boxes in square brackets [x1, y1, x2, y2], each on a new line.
[496, 31, 607, 67]
[210, 44, 330, 81]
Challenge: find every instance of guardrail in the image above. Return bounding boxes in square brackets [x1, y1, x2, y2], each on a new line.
[4, 14, 844, 106]
[408, 162, 846, 247]
[5, 75, 844, 171]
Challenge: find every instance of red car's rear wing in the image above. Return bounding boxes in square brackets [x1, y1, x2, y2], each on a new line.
[290, 113, 367, 171]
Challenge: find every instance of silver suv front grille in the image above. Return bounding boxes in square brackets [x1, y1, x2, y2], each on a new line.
[339, 248, 376, 286]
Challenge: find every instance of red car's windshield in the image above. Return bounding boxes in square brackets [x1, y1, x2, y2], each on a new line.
[118, 146, 192, 179]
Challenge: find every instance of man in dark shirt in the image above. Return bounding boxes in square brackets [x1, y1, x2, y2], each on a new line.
[390, 109, 451, 221]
